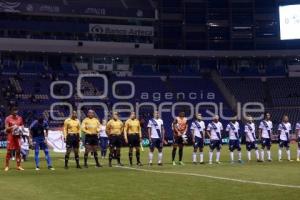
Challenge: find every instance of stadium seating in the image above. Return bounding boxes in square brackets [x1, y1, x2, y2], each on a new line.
[223, 78, 265, 103]
[2, 60, 18, 74]
[267, 78, 300, 107]
[21, 62, 46, 74]
[1, 59, 300, 138]
[219, 64, 287, 77]
[0, 61, 234, 139]
[124, 0, 153, 8]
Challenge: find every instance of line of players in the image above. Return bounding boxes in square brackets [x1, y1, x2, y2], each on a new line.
[3, 106, 300, 171]
[172, 112, 300, 165]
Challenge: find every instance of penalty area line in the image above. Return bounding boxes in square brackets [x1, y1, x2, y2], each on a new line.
[116, 166, 300, 189]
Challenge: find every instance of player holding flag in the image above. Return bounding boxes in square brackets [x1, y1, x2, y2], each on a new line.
[226, 117, 242, 163]
[190, 113, 205, 164]
[277, 115, 293, 162]
[244, 116, 261, 162]
[4, 107, 25, 171]
[147, 111, 165, 166]
[259, 112, 273, 162]
[207, 115, 223, 164]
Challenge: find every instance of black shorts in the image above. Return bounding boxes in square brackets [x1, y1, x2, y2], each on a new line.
[261, 138, 271, 148]
[210, 140, 222, 151]
[173, 136, 184, 145]
[246, 141, 258, 151]
[229, 140, 241, 151]
[85, 134, 99, 146]
[66, 134, 80, 149]
[150, 138, 163, 149]
[109, 135, 123, 148]
[128, 134, 140, 148]
[279, 140, 290, 148]
[193, 136, 204, 149]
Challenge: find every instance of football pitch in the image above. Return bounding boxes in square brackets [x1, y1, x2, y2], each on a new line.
[0, 145, 299, 200]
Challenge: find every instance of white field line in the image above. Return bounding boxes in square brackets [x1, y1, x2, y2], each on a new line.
[60, 159, 300, 189]
[116, 166, 300, 189]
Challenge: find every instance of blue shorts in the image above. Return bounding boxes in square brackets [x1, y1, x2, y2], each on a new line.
[99, 137, 109, 150]
[246, 141, 258, 151]
[150, 138, 163, 149]
[229, 140, 241, 151]
[193, 136, 204, 149]
[261, 138, 271, 148]
[279, 140, 290, 148]
[32, 136, 48, 150]
[209, 140, 221, 151]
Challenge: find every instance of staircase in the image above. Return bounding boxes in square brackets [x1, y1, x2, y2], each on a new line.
[210, 70, 238, 114]
[263, 79, 273, 108]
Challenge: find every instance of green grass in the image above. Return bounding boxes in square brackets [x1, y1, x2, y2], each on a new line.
[0, 144, 300, 200]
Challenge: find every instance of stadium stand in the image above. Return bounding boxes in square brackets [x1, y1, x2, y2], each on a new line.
[1, 57, 300, 131]
[223, 78, 266, 104]
[267, 78, 300, 107]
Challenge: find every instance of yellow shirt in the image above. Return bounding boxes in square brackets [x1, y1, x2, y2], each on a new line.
[106, 119, 123, 136]
[63, 118, 81, 137]
[124, 119, 141, 137]
[81, 117, 101, 135]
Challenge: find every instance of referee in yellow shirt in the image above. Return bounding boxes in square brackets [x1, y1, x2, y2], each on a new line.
[106, 112, 124, 167]
[81, 110, 102, 168]
[63, 111, 81, 169]
[124, 112, 142, 166]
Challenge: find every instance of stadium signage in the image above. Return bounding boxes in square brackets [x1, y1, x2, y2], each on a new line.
[50, 74, 265, 121]
[38, 5, 60, 13]
[89, 24, 153, 37]
[0, 1, 155, 18]
[84, 8, 106, 16]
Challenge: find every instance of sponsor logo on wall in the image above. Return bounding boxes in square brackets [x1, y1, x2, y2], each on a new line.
[89, 24, 153, 37]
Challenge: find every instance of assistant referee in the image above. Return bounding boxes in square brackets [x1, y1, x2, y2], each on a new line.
[124, 112, 142, 166]
[63, 111, 81, 169]
[106, 112, 124, 167]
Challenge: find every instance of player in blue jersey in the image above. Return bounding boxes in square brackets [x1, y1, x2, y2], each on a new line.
[29, 116, 54, 171]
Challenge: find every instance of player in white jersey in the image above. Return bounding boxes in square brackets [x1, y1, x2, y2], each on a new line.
[295, 122, 300, 162]
[20, 128, 30, 162]
[259, 112, 273, 162]
[278, 115, 293, 162]
[190, 113, 205, 164]
[99, 119, 108, 159]
[244, 115, 261, 162]
[207, 115, 223, 164]
[147, 111, 165, 166]
[226, 117, 242, 163]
